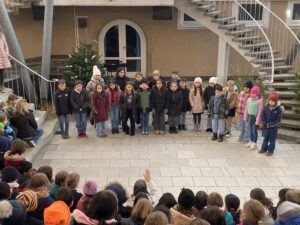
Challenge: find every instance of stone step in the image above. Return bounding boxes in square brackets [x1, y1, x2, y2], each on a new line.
[270, 82, 298, 88]
[280, 99, 300, 106]
[227, 28, 254, 36]
[212, 16, 235, 24]
[219, 23, 245, 30]
[277, 127, 300, 143]
[240, 42, 269, 49]
[251, 57, 285, 64]
[259, 65, 293, 72]
[4, 74, 20, 83]
[273, 74, 296, 81]
[34, 110, 47, 128]
[281, 119, 300, 130]
[233, 36, 263, 42]
[197, 4, 215, 11]
[283, 110, 300, 120]
[246, 50, 280, 57]
[205, 10, 223, 17]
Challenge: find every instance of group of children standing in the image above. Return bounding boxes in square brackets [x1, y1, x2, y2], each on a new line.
[54, 66, 283, 155]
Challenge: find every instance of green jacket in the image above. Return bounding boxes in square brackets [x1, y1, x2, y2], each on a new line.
[138, 90, 151, 112]
[208, 94, 229, 119]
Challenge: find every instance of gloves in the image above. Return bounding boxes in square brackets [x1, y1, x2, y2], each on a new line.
[5, 125, 13, 134]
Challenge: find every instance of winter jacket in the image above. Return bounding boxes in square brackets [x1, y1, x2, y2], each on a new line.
[109, 87, 122, 106]
[91, 93, 109, 122]
[150, 87, 168, 112]
[0, 32, 11, 69]
[86, 77, 104, 94]
[137, 90, 151, 113]
[0, 136, 11, 170]
[208, 94, 229, 119]
[223, 88, 238, 117]
[203, 85, 216, 110]
[171, 205, 194, 225]
[166, 89, 183, 117]
[262, 102, 283, 128]
[10, 111, 39, 138]
[0, 200, 27, 225]
[167, 77, 181, 89]
[70, 190, 83, 213]
[115, 76, 129, 92]
[72, 209, 99, 225]
[120, 92, 139, 121]
[275, 201, 300, 225]
[189, 88, 204, 114]
[236, 91, 250, 115]
[70, 89, 90, 113]
[133, 80, 143, 91]
[244, 97, 264, 125]
[4, 151, 25, 170]
[28, 195, 54, 221]
[54, 89, 72, 115]
[179, 88, 191, 113]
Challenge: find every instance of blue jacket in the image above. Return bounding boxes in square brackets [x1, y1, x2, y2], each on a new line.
[275, 215, 300, 225]
[261, 103, 283, 128]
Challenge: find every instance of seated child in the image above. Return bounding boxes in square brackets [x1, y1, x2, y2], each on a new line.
[77, 180, 98, 213]
[49, 170, 69, 199]
[17, 161, 35, 191]
[0, 113, 14, 140]
[4, 138, 26, 170]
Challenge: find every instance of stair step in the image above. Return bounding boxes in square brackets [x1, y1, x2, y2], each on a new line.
[273, 74, 296, 80]
[233, 36, 262, 42]
[251, 57, 285, 64]
[219, 23, 245, 30]
[259, 65, 293, 72]
[280, 99, 300, 106]
[281, 119, 300, 130]
[189, 0, 204, 3]
[265, 90, 296, 98]
[277, 128, 300, 143]
[246, 50, 279, 57]
[240, 42, 269, 49]
[4, 75, 20, 83]
[226, 29, 254, 36]
[270, 82, 298, 88]
[283, 110, 300, 119]
[197, 4, 215, 11]
[205, 10, 223, 16]
[212, 17, 235, 24]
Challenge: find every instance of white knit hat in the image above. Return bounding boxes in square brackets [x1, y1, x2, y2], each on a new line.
[93, 65, 101, 76]
[209, 77, 218, 84]
[194, 77, 202, 84]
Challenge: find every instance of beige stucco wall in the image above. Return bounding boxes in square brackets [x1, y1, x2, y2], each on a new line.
[10, 6, 266, 77]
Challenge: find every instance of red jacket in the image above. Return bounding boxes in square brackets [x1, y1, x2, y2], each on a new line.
[92, 93, 109, 123]
[4, 151, 25, 170]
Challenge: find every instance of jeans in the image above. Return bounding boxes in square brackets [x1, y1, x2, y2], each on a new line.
[249, 123, 258, 143]
[140, 112, 149, 132]
[110, 104, 119, 129]
[238, 114, 250, 141]
[59, 114, 69, 135]
[153, 110, 165, 131]
[75, 112, 87, 133]
[96, 121, 106, 136]
[193, 113, 202, 124]
[32, 128, 44, 144]
[225, 116, 234, 134]
[122, 109, 135, 134]
[212, 115, 225, 135]
[179, 112, 186, 125]
[168, 115, 179, 127]
[261, 127, 278, 153]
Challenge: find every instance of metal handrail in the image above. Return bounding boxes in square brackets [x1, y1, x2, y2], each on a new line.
[8, 54, 58, 83]
[233, 0, 274, 84]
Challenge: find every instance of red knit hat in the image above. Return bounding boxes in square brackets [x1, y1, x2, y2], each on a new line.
[44, 201, 71, 225]
[269, 92, 279, 102]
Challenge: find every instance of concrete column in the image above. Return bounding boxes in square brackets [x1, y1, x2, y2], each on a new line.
[0, 0, 36, 102]
[41, 0, 54, 98]
[217, 37, 230, 86]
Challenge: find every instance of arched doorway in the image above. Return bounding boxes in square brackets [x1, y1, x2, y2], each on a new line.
[99, 19, 147, 77]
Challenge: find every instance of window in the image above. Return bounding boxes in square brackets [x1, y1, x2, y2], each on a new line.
[232, 1, 270, 27]
[177, 11, 206, 29]
[286, 1, 300, 26]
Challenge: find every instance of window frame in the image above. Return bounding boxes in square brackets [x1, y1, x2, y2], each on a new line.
[177, 10, 206, 29]
[286, 1, 300, 27]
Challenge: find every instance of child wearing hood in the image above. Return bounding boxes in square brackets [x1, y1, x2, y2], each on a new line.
[4, 139, 26, 170]
[86, 65, 104, 93]
[204, 76, 218, 132]
[244, 85, 264, 150]
[259, 92, 283, 156]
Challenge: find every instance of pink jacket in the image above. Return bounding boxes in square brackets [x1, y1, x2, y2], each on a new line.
[0, 32, 11, 69]
[244, 96, 264, 125]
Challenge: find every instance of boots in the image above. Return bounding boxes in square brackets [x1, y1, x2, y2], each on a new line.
[173, 127, 178, 134]
[178, 125, 182, 131]
[211, 133, 218, 141]
[218, 134, 224, 142]
[169, 127, 173, 134]
[182, 125, 186, 130]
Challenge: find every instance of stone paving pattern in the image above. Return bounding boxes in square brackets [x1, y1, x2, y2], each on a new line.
[33, 115, 300, 205]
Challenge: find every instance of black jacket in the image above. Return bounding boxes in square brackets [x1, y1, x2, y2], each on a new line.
[120, 92, 139, 121]
[179, 88, 191, 112]
[116, 76, 130, 92]
[203, 85, 216, 110]
[54, 89, 72, 115]
[166, 89, 183, 116]
[150, 87, 168, 112]
[70, 89, 90, 113]
[10, 111, 38, 138]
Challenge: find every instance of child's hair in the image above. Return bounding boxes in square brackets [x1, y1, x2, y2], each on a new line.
[242, 199, 265, 225]
[74, 80, 83, 87]
[87, 190, 118, 221]
[169, 81, 178, 88]
[0, 113, 7, 123]
[94, 83, 105, 95]
[0, 102, 6, 109]
[19, 161, 33, 174]
[134, 192, 149, 206]
[207, 192, 223, 207]
[16, 100, 28, 116]
[180, 78, 186, 83]
[8, 139, 26, 156]
[194, 191, 208, 212]
[227, 80, 235, 86]
[7, 94, 18, 103]
[250, 188, 276, 219]
[58, 79, 66, 85]
[189, 219, 210, 225]
[55, 187, 73, 206]
[124, 82, 135, 93]
[144, 211, 168, 225]
[199, 206, 226, 225]
[54, 170, 69, 186]
[153, 206, 172, 223]
[37, 166, 53, 183]
[285, 189, 300, 205]
[225, 194, 241, 224]
[277, 188, 290, 207]
[132, 198, 153, 223]
[105, 181, 128, 206]
[193, 81, 203, 97]
[26, 173, 51, 191]
[135, 72, 143, 77]
[116, 67, 126, 77]
[65, 172, 80, 190]
[157, 192, 177, 209]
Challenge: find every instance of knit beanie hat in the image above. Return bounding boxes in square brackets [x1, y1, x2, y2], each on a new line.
[269, 92, 279, 102]
[0, 200, 13, 219]
[44, 201, 71, 225]
[83, 180, 98, 196]
[250, 85, 260, 95]
[152, 70, 160, 76]
[0, 182, 10, 200]
[133, 179, 149, 195]
[244, 81, 253, 89]
[194, 77, 202, 84]
[209, 77, 218, 84]
[16, 190, 38, 212]
[105, 184, 127, 205]
[1, 167, 19, 183]
[216, 84, 223, 92]
[19, 161, 33, 174]
[93, 65, 101, 77]
[178, 188, 195, 210]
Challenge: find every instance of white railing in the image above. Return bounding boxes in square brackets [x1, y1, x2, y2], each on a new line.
[4, 55, 58, 113]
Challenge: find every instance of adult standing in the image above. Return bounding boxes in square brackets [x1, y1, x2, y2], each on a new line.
[0, 29, 11, 92]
